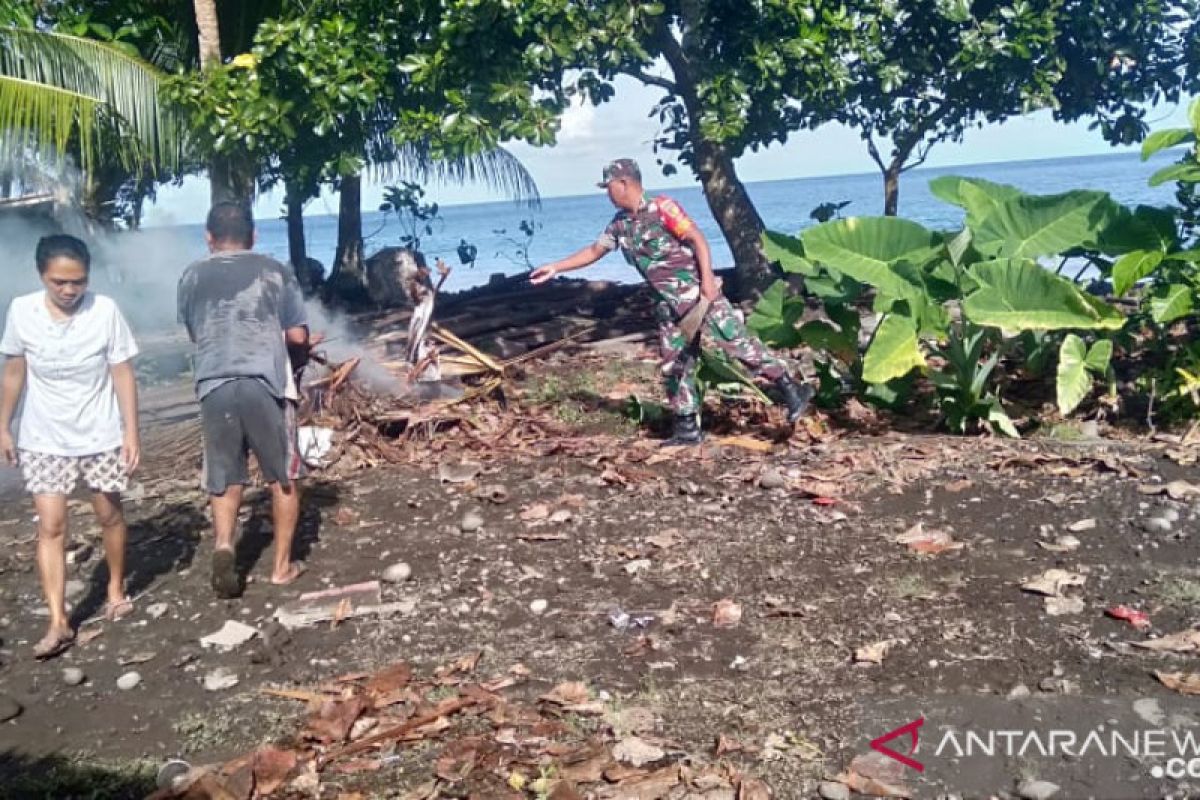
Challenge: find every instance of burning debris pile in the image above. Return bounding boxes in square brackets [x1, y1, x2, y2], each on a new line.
[299, 319, 593, 473]
[149, 655, 772, 799]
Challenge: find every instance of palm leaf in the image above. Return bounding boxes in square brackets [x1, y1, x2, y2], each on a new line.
[0, 27, 180, 176]
[368, 130, 540, 207]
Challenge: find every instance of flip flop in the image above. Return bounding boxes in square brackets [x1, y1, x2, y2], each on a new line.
[103, 597, 134, 622]
[211, 548, 241, 599]
[33, 629, 75, 661]
[271, 561, 307, 586]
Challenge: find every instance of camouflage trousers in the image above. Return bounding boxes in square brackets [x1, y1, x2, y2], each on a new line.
[656, 297, 789, 415]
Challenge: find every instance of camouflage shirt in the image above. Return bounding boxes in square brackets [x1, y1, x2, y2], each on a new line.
[596, 194, 701, 313]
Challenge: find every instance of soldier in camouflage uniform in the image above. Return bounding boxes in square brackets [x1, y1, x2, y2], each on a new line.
[532, 158, 813, 444]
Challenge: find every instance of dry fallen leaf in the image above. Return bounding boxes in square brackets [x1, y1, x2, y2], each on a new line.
[1037, 535, 1081, 553]
[736, 776, 772, 800]
[1044, 596, 1086, 616]
[1132, 629, 1200, 653]
[854, 640, 894, 665]
[1155, 671, 1200, 696]
[437, 459, 482, 484]
[712, 599, 743, 628]
[1138, 479, 1200, 500]
[612, 736, 666, 767]
[895, 522, 963, 555]
[646, 529, 681, 550]
[520, 503, 551, 522]
[1021, 569, 1087, 597]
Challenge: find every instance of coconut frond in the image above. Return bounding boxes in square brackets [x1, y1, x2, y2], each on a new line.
[367, 130, 540, 208]
[0, 26, 180, 176]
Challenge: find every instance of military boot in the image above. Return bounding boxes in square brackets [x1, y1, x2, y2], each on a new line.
[665, 413, 704, 446]
[775, 374, 815, 423]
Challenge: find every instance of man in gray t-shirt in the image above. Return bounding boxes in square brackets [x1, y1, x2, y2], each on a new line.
[177, 202, 311, 598]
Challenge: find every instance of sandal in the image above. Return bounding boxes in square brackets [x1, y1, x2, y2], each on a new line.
[271, 561, 307, 586]
[33, 629, 75, 661]
[103, 597, 134, 622]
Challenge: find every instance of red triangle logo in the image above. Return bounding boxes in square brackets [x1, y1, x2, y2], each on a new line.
[869, 717, 924, 772]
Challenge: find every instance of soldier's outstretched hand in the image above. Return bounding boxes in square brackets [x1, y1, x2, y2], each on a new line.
[530, 264, 557, 285]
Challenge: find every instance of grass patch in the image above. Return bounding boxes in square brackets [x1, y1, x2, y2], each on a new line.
[0, 752, 157, 799]
[890, 573, 935, 600]
[1156, 577, 1200, 610]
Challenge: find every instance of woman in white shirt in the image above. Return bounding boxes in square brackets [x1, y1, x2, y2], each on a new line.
[0, 235, 140, 660]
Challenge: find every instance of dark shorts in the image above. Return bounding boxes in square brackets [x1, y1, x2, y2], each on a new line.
[199, 379, 303, 494]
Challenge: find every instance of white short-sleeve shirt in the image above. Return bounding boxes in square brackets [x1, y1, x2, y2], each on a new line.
[0, 291, 139, 456]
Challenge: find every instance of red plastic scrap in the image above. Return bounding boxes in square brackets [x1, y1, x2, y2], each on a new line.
[1105, 605, 1151, 630]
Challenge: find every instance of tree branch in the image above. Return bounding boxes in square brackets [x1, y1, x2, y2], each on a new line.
[864, 135, 886, 172]
[633, 69, 677, 93]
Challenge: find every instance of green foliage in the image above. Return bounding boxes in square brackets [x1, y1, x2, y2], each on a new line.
[929, 324, 1017, 437]
[0, 26, 180, 180]
[163, 1, 552, 213]
[379, 181, 441, 250]
[808, 0, 1200, 212]
[748, 170, 1162, 435]
[1055, 334, 1113, 415]
[862, 314, 925, 384]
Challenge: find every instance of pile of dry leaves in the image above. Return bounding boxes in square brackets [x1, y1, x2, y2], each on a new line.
[151, 654, 772, 800]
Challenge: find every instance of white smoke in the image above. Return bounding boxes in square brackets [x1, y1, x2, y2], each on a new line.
[303, 301, 402, 394]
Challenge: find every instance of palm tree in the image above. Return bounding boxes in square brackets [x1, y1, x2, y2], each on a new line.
[0, 26, 179, 187]
[328, 137, 541, 283]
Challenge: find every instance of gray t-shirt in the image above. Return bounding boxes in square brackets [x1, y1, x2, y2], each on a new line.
[177, 250, 307, 400]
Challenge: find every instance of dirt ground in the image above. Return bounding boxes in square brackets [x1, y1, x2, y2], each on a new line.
[2, 317, 1200, 799]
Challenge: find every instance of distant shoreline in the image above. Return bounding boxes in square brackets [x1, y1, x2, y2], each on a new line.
[142, 148, 1150, 228]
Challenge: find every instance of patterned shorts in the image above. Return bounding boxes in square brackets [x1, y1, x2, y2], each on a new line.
[18, 448, 128, 496]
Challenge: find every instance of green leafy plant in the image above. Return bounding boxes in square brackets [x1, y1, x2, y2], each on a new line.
[378, 181, 442, 250]
[754, 177, 1136, 435]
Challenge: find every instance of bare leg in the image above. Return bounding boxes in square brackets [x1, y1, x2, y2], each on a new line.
[33, 494, 73, 647]
[209, 485, 243, 598]
[90, 491, 128, 608]
[210, 484, 243, 552]
[269, 481, 302, 584]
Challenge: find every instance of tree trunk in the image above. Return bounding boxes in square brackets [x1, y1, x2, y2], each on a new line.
[333, 173, 364, 281]
[193, 0, 251, 206]
[692, 139, 772, 299]
[656, 19, 772, 300]
[285, 191, 307, 272]
[883, 159, 902, 217]
[192, 0, 221, 68]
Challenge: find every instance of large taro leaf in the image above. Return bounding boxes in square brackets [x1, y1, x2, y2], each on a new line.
[1111, 250, 1164, 296]
[929, 175, 1022, 227]
[800, 217, 939, 297]
[1056, 334, 1113, 416]
[747, 280, 804, 347]
[963, 259, 1125, 331]
[973, 190, 1120, 259]
[862, 314, 925, 384]
[1099, 205, 1178, 255]
[762, 230, 816, 276]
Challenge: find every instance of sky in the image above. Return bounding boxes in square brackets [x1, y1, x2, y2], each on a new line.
[140, 75, 1197, 227]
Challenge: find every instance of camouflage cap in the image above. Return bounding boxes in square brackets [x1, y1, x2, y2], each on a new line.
[597, 158, 642, 187]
